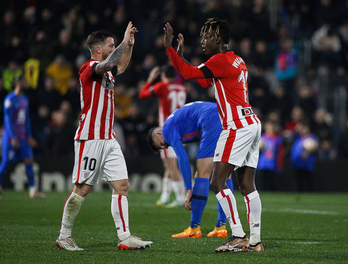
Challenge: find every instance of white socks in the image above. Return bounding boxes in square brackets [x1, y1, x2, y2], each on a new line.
[216, 189, 262, 245]
[59, 192, 85, 240]
[111, 194, 130, 241]
[171, 180, 185, 203]
[216, 189, 245, 238]
[159, 177, 172, 203]
[244, 191, 262, 245]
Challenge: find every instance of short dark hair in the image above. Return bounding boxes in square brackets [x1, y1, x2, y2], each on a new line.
[86, 31, 115, 50]
[200, 18, 231, 44]
[147, 127, 160, 153]
[161, 64, 176, 79]
[12, 75, 25, 86]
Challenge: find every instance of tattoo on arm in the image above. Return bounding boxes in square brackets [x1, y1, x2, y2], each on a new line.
[96, 42, 127, 74]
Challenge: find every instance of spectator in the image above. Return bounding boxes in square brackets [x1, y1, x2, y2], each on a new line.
[290, 118, 319, 192]
[283, 105, 304, 146]
[313, 108, 335, 160]
[45, 110, 75, 156]
[268, 86, 293, 126]
[311, 24, 342, 71]
[245, 0, 271, 42]
[257, 119, 284, 191]
[2, 60, 23, 92]
[29, 30, 56, 72]
[35, 75, 63, 114]
[296, 84, 318, 123]
[31, 104, 51, 156]
[274, 37, 299, 98]
[54, 29, 79, 63]
[45, 54, 74, 96]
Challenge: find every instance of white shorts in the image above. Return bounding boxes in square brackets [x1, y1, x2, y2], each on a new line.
[213, 122, 261, 170]
[160, 146, 177, 159]
[72, 139, 128, 185]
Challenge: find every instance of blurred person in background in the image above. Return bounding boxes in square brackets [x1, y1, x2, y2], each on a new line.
[139, 64, 186, 207]
[290, 118, 318, 192]
[148, 101, 233, 239]
[0, 76, 47, 199]
[257, 120, 284, 191]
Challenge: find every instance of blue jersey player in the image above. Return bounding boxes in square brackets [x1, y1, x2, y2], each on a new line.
[0, 76, 46, 198]
[148, 101, 233, 238]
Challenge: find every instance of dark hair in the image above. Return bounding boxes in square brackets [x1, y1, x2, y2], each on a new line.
[86, 31, 115, 49]
[12, 75, 25, 86]
[147, 127, 160, 153]
[200, 18, 231, 44]
[161, 64, 176, 79]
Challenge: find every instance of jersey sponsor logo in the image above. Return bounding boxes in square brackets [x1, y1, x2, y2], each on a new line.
[241, 107, 254, 116]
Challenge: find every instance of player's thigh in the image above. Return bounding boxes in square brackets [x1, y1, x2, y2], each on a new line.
[19, 141, 33, 160]
[102, 139, 128, 182]
[214, 124, 260, 168]
[195, 157, 213, 179]
[160, 146, 177, 160]
[72, 140, 104, 185]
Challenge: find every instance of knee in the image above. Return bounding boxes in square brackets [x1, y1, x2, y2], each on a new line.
[210, 179, 220, 194]
[112, 179, 129, 195]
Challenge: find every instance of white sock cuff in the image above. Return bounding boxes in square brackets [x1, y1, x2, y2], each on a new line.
[71, 191, 85, 202]
[244, 190, 259, 202]
[216, 189, 232, 201]
[112, 194, 127, 200]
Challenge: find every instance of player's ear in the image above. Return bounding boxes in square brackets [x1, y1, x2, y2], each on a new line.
[95, 46, 101, 55]
[155, 128, 162, 136]
[216, 36, 221, 44]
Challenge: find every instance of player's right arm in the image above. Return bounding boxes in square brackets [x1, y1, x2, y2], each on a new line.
[171, 140, 192, 191]
[95, 22, 137, 75]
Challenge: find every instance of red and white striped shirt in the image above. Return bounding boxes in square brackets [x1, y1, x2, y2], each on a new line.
[139, 81, 186, 126]
[166, 47, 260, 130]
[75, 60, 116, 140]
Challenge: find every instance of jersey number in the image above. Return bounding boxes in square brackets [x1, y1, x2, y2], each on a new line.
[83, 157, 97, 171]
[17, 109, 26, 124]
[168, 91, 186, 113]
[238, 70, 249, 104]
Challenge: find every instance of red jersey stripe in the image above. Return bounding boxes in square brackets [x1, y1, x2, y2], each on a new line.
[75, 141, 85, 183]
[118, 195, 126, 232]
[222, 129, 236, 162]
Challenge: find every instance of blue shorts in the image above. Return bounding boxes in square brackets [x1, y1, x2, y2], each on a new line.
[1, 134, 33, 162]
[196, 112, 222, 159]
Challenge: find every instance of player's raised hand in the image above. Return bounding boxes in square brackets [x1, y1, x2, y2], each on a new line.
[176, 33, 185, 58]
[147, 66, 161, 83]
[163, 22, 174, 49]
[123, 21, 138, 45]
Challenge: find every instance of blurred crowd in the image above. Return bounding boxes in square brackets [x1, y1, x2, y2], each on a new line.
[1, 0, 348, 171]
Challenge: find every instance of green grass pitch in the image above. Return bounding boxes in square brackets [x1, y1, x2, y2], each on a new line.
[0, 190, 347, 263]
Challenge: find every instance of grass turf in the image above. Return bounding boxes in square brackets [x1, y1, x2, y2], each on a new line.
[0, 190, 347, 264]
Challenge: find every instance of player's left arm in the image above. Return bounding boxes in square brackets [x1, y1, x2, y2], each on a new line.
[95, 22, 137, 75]
[25, 99, 37, 147]
[114, 31, 136, 76]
